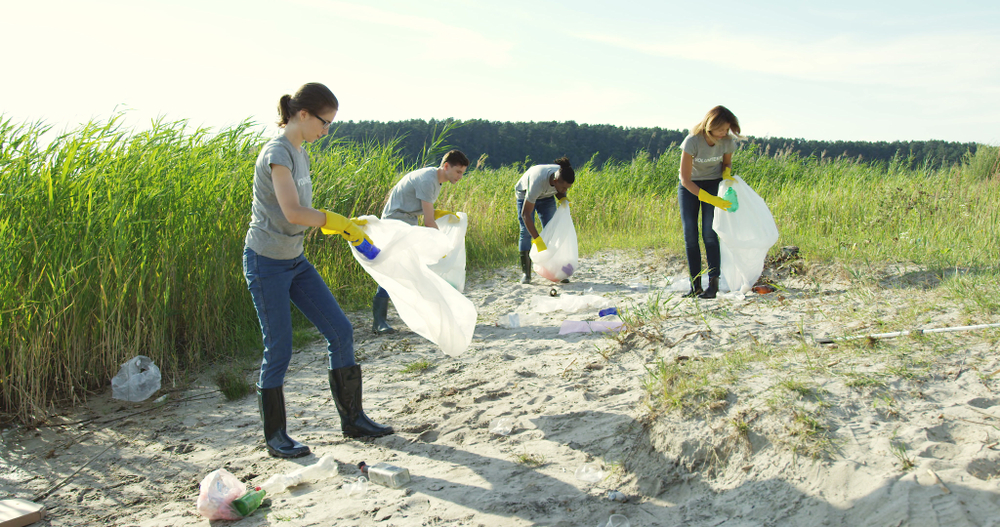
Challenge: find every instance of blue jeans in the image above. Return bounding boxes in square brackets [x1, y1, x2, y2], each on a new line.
[678, 179, 722, 279]
[243, 247, 355, 389]
[516, 196, 557, 252]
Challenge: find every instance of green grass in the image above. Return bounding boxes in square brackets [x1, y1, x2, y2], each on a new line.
[1, 111, 998, 422]
[400, 359, 434, 374]
[215, 365, 256, 401]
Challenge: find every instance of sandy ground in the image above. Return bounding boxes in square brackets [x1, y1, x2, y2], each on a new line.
[3, 249, 1000, 527]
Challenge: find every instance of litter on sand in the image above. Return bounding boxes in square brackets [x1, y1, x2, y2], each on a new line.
[532, 294, 612, 314]
[559, 320, 624, 335]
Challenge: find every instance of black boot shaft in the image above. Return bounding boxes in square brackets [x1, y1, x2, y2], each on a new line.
[257, 385, 311, 458]
[329, 365, 394, 438]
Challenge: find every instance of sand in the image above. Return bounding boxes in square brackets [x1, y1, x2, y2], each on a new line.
[2, 249, 1000, 526]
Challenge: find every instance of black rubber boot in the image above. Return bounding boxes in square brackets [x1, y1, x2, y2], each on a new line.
[328, 366, 394, 438]
[699, 277, 719, 299]
[682, 276, 703, 298]
[257, 385, 311, 458]
[372, 296, 395, 335]
[519, 251, 531, 284]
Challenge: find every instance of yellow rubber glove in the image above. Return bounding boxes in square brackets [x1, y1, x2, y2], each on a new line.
[433, 209, 461, 223]
[532, 236, 547, 252]
[557, 197, 571, 208]
[698, 189, 732, 211]
[722, 167, 735, 182]
[320, 210, 372, 246]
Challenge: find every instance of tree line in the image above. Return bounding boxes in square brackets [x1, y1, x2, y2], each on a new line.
[322, 118, 980, 170]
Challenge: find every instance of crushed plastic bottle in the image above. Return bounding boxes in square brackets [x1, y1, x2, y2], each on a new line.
[343, 476, 369, 498]
[598, 307, 618, 317]
[259, 453, 338, 495]
[606, 490, 628, 502]
[489, 417, 514, 436]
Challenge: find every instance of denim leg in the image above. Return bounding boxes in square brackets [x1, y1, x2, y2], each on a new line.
[517, 196, 558, 252]
[244, 247, 296, 389]
[289, 260, 356, 371]
[516, 198, 531, 252]
[535, 196, 557, 228]
[678, 184, 703, 278]
[374, 286, 389, 299]
[698, 179, 722, 278]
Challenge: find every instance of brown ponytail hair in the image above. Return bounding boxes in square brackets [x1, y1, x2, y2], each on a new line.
[276, 83, 339, 127]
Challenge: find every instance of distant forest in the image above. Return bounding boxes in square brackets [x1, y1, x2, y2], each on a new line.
[322, 118, 980, 170]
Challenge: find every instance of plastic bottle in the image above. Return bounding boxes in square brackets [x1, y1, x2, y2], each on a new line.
[358, 461, 411, 488]
[230, 487, 266, 517]
[259, 453, 338, 495]
[354, 239, 381, 260]
[598, 307, 618, 317]
[723, 186, 739, 213]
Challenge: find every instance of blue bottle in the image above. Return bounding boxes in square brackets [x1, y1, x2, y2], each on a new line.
[354, 239, 380, 260]
[598, 307, 618, 317]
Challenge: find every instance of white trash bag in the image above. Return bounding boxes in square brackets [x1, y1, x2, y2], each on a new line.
[111, 355, 161, 402]
[529, 203, 579, 282]
[427, 212, 468, 292]
[195, 468, 245, 520]
[712, 175, 779, 294]
[351, 216, 477, 357]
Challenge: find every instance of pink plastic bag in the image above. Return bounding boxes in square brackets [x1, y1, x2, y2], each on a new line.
[196, 468, 245, 520]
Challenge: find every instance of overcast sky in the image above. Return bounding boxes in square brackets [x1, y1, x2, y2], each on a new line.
[3, 0, 998, 144]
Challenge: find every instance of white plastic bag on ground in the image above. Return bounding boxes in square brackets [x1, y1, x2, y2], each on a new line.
[529, 203, 579, 282]
[531, 294, 612, 314]
[427, 212, 468, 292]
[351, 216, 477, 356]
[196, 468, 245, 520]
[712, 175, 779, 294]
[111, 355, 161, 402]
[558, 320, 625, 334]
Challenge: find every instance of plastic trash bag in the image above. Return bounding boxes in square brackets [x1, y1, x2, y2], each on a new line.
[196, 468, 245, 520]
[351, 216, 477, 356]
[111, 355, 161, 402]
[531, 294, 612, 314]
[529, 203, 579, 282]
[558, 320, 624, 334]
[427, 212, 468, 292]
[712, 175, 779, 294]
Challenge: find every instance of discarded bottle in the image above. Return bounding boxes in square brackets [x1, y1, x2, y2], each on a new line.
[723, 186, 739, 213]
[752, 284, 775, 294]
[358, 462, 411, 489]
[354, 239, 381, 260]
[606, 490, 628, 502]
[259, 453, 338, 495]
[230, 487, 266, 517]
[598, 307, 618, 317]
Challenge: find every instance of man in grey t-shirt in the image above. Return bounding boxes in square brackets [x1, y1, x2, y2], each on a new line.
[373, 150, 470, 335]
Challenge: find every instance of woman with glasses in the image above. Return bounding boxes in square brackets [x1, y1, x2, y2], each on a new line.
[243, 82, 393, 458]
[677, 105, 742, 299]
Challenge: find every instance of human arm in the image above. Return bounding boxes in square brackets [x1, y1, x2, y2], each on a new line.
[721, 153, 734, 182]
[421, 200, 439, 229]
[272, 164, 327, 227]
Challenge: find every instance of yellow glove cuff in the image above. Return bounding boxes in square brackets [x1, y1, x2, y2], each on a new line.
[532, 236, 547, 252]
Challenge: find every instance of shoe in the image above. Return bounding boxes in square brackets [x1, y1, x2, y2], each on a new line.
[257, 385, 311, 458]
[519, 251, 531, 284]
[699, 277, 719, 299]
[682, 276, 703, 298]
[328, 365, 394, 438]
[372, 297, 396, 335]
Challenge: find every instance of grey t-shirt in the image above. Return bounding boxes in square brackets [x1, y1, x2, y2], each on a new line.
[514, 164, 559, 202]
[680, 134, 737, 181]
[381, 167, 441, 226]
[244, 136, 313, 259]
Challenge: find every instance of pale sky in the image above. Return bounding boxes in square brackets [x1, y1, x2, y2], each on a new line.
[3, 0, 998, 144]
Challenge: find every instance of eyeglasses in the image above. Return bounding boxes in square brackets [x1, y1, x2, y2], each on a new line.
[312, 112, 332, 129]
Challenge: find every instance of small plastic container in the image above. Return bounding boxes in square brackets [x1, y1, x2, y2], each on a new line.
[506, 313, 520, 328]
[343, 476, 368, 497]
[606, 514, 630, 527]
[354, 239, 380, 260]
[360, 462, 410, 489]
[574, 462, 605, 483]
